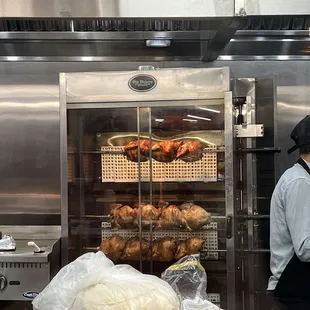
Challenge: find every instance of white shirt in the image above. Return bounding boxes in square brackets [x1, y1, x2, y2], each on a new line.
[268, 159, 310, 290]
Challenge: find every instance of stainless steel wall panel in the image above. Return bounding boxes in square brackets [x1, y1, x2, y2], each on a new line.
[0, 0, 234, 17]
[237, 0, 310, 15]
[1, 0, 308, 18]
[0, 74, 60, 218]
[59, 73, 68, 266]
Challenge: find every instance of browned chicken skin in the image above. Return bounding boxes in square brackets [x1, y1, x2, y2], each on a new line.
[133, 204, 161, 228]
[156, 205, 188, 230]
[123, 139, 152, 162]
[122, 236, 149, 260]
[98, 235, 126, 261]
[176, 141, 204, 162]
[151, 141, 182, 162]
[99, 236, 204, 262]
[124, 139, 206, 162]
[110, 201, 210, 231]
[124, 139, 152, 152]
[158, 200, 169, 208]
[175, 237, 204, 260]
[110, 204, 137, 229]
[110, 203, 123, 210]
[151, 237, 177, 262]
[180, 202, 211, 230]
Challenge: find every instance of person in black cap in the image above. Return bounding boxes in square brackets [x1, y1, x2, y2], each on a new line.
[267, 115, 310, 310]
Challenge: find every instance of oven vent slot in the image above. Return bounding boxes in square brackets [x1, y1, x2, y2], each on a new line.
[0, 262, 42, 268]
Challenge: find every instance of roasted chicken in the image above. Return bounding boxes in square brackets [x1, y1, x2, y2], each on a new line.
[123, 139, 152, 162]
[110, 201, 210, 231]
[151, 237, 177, 262]
[151, 141, 182, 162]
[133, 204, 161, 228]
[98, 235, 126, 261]
[110, 204, 137, 229]
[180, 202, 211, 230]
[176, 141, 204, 162]
[158, 200, 169, 208]
[156, 205, 188, 230]
[175, 237, 204, 260]
[122, 236, 149, 260]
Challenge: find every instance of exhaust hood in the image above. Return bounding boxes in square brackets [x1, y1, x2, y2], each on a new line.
[0, 1, 309, 61]
[0, 18, 241, 61]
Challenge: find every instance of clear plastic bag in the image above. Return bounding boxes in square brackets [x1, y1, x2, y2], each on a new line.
[33, 251, 179, 310]
[161, 255, 222, 310]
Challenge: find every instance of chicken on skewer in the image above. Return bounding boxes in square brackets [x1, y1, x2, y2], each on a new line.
[110, 204, 137, 229]
[180, 202, 211, 230]
[151, 141, 182, 162]
[122, 236, 149, 260]
[123, 139, 152, 162]
[151, 237, 177, 262]
[98, 235, 126, 261]
[156, 205, 189, 230]
[176, 140, 204, 162]
[175, 237, 204, 260]
[133, 204, 161, 228]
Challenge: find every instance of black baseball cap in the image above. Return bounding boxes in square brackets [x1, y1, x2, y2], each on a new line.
[288, 115, 310, 154]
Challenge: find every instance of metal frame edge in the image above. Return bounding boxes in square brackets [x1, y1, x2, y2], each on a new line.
[59, 72, 69, 267]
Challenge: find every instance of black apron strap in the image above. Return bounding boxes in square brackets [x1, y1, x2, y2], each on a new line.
[274, 158, 310, 304]
[297, 158, 310, 175]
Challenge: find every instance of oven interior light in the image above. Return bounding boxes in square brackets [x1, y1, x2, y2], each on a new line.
[197, 107, 221, 113]
[187, 114, 211, 121]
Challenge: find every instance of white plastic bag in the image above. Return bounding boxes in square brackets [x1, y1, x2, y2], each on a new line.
[33, 251, 179, 310]
[161, 255, 221, 310]
[181, 298, 220, 310]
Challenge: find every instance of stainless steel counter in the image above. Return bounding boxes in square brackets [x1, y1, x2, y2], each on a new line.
[0, 239, 59, 263]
